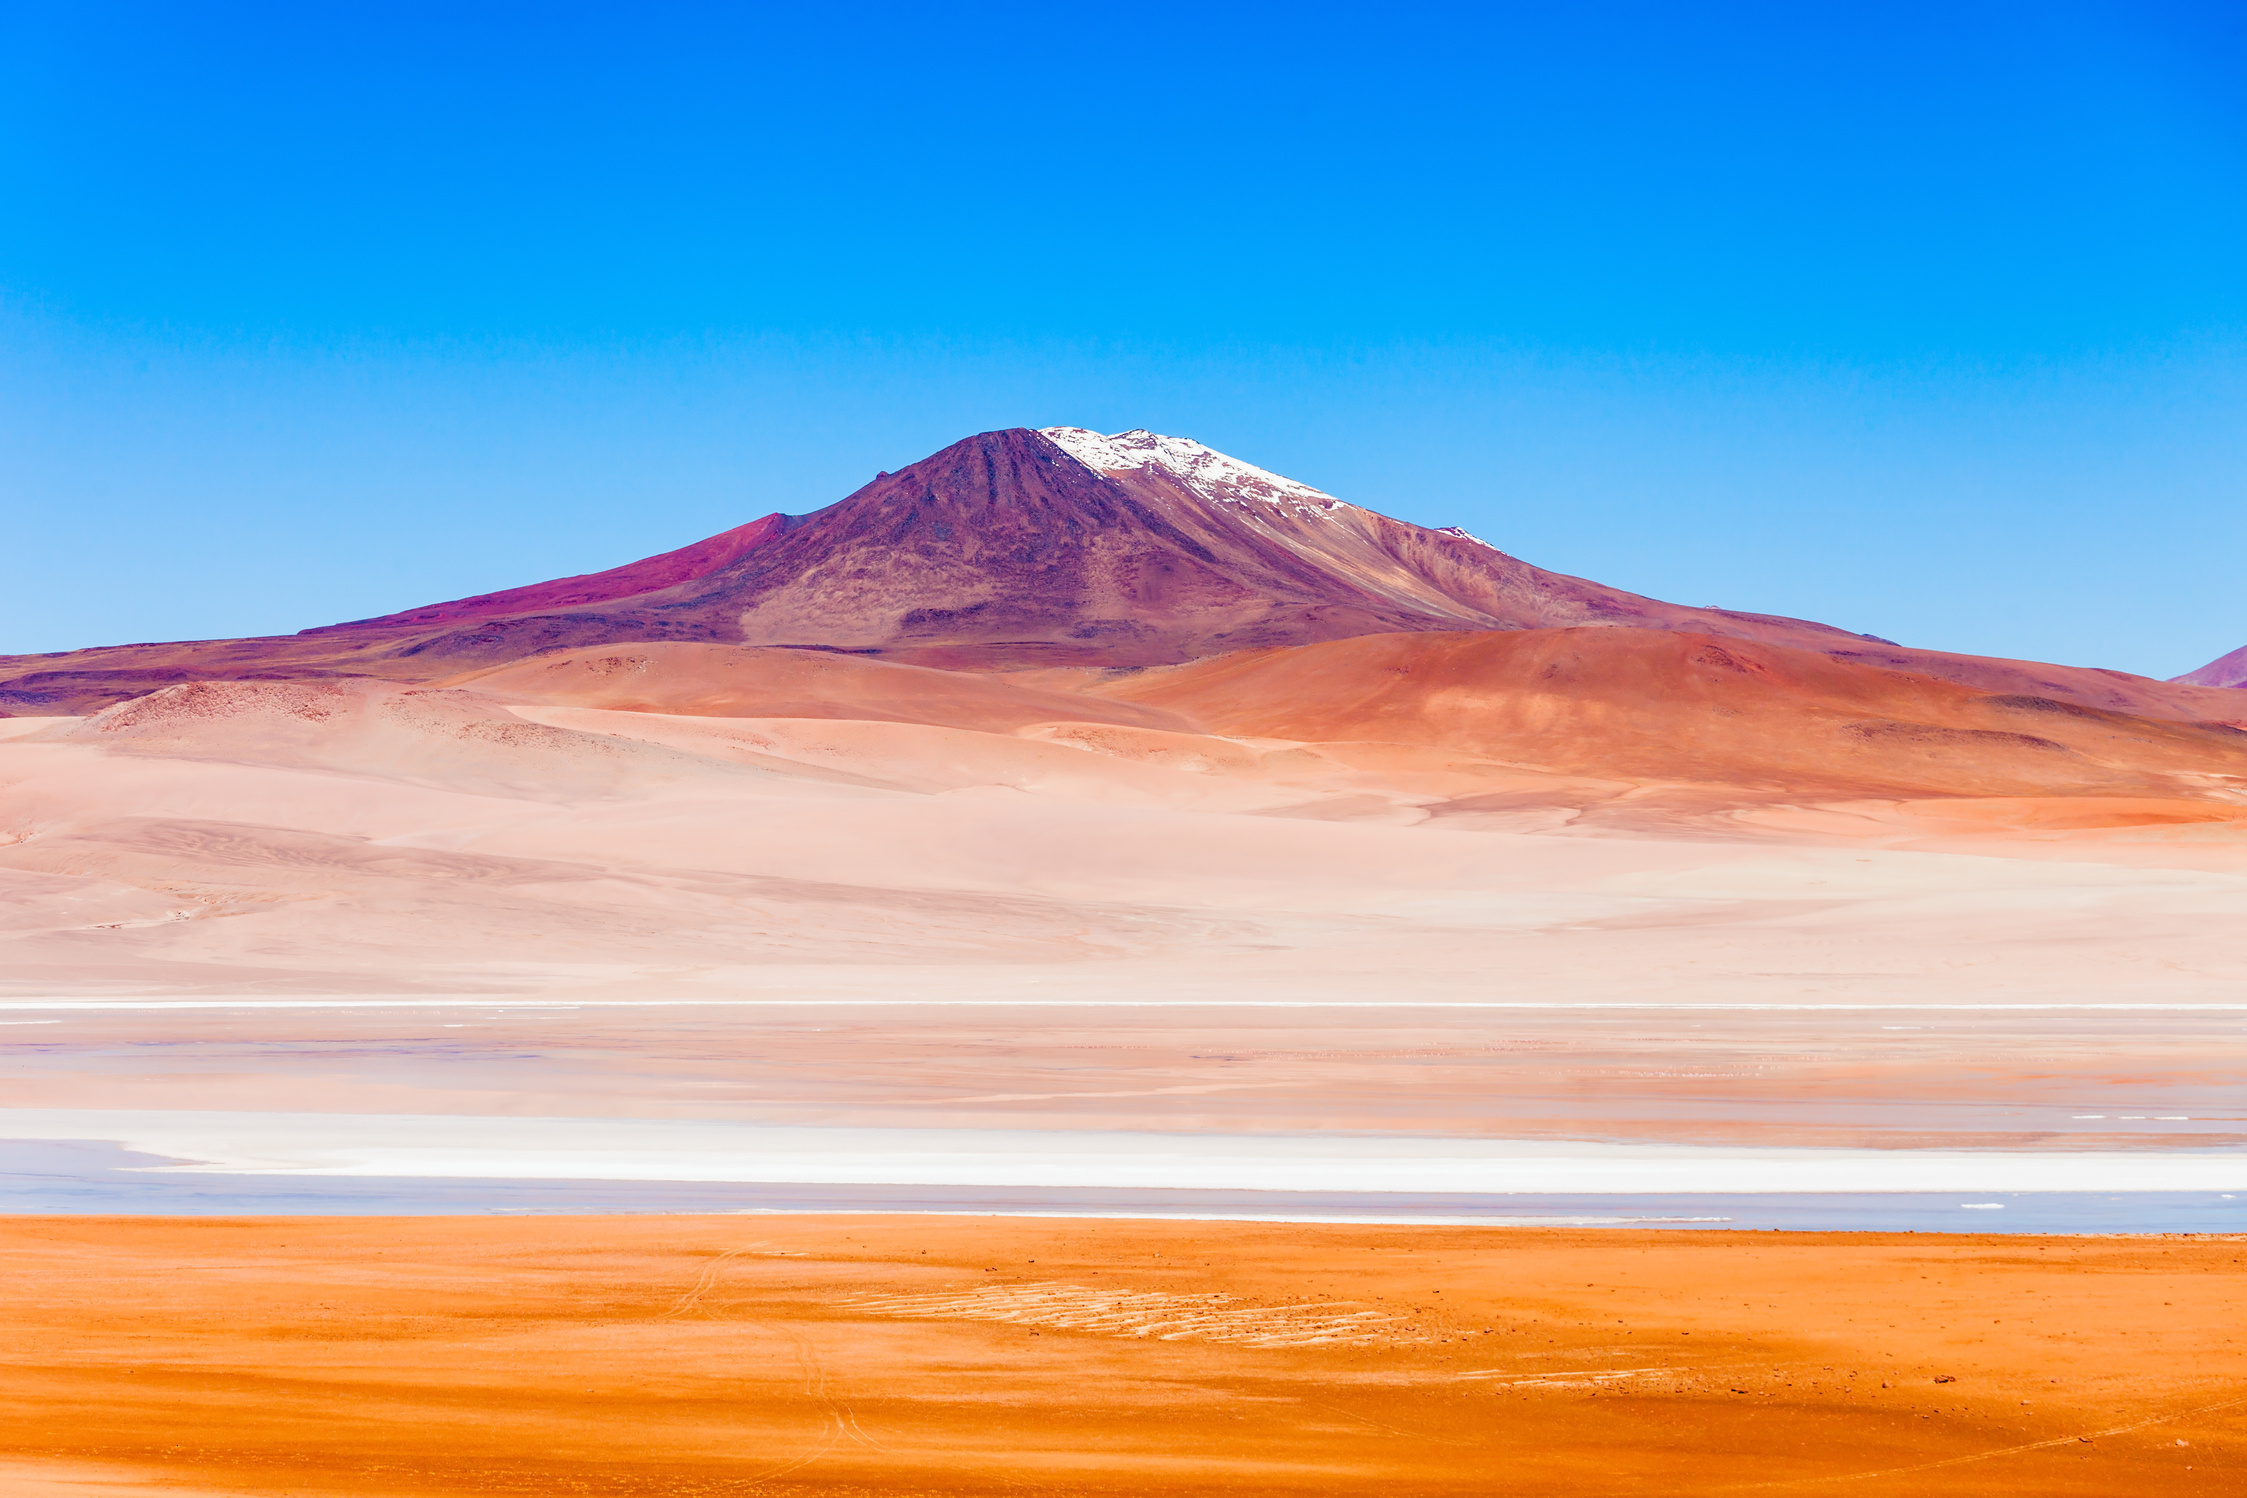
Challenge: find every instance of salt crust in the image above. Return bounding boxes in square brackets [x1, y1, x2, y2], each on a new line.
[13, 1108, 2247, 1195]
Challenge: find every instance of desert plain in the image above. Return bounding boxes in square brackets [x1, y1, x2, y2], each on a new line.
[3, 636, 2245, 1492]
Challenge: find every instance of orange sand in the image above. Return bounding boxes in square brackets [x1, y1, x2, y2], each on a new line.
[1, 1216, 2241, 1496]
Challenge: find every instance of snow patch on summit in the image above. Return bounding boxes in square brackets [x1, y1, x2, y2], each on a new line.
[1436, 525, 1506, 553]
[1041, 428, 1344, 515]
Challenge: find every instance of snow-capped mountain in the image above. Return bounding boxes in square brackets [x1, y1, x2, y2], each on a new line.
[666, 426, 1868, 666]
[1040, 427, 1349, 517]
[17, 426, 2231, 723]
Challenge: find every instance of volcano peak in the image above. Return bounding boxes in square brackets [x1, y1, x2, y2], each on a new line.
[1040, 426, 1344, 516]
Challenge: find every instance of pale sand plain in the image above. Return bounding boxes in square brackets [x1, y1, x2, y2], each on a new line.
[2, 645, 2245, 1489]
[1, 1215, 2243, 1496]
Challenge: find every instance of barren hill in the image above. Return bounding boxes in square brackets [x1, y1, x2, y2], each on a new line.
[2176, 641, 2247, 690]
[4, 427, 2238, 734]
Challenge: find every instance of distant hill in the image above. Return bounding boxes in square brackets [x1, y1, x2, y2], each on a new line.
[2175, 643, 2247, 690]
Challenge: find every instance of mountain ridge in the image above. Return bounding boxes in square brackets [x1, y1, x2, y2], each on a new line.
[3, 426, 2239, 727]
[454, 426, 1879, 666]
[2176, 642, 2247, 690]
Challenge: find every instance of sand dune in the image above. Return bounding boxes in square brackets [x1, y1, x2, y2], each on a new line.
[507, 705, 1323, 809]
[455, 641, 1192, 734]
[35, 678, 767, 800]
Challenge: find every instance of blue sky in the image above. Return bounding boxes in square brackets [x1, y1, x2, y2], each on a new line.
[5, 2, 2243, 675]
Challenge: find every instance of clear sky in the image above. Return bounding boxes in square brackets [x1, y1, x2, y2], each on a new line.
[6, 2, 2243, 676]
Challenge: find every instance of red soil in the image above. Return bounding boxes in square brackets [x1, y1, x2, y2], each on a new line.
[1093, 627, 2247, 801]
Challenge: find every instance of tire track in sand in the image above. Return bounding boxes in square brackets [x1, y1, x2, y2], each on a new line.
[659, 1243, 884, 1480]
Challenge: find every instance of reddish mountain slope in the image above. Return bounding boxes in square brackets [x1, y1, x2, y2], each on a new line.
[573, 426, 1876, 666]
[1091, 628, 2247, 802]
[310, 512, 798, 632]
[2176, 642, 2247, 690]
